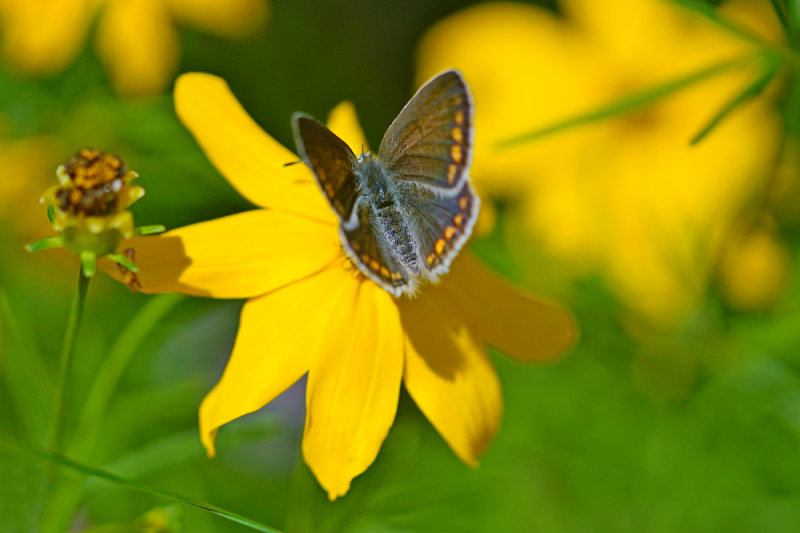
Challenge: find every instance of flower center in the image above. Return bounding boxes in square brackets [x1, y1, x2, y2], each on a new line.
[56, 148, 131, 217]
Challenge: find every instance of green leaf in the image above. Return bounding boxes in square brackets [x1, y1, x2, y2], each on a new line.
[106, 253, 138, 273]
[690, 58, 782, 145]
[495, 55, 752, 149]
[670, 0, 768, 43]
[134, 225, 166, 236]
[25, 236, 64, 253]
[769, 0, 792, 38]
[0, 432, 284, 533]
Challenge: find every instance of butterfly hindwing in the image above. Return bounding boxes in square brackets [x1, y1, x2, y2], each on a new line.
[292, 113, 360, 220]
[396, 180, 479, 279]
[378, 70, 472, 191]
[340, 199, 413, 295]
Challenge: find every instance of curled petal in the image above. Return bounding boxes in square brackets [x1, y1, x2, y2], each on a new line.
[1, 0, 95, 76]
[326, 102, 371, 155]
[174, 73, 335, 223]
[435, 254, 577, 362]
[96, 0, 177, 96]
[200, 266, 351, 455]
[102, 210, 341, 298]
[166, 0, 269, 38]
[398, 293, 502, 466]
[303, 280, 404, 500]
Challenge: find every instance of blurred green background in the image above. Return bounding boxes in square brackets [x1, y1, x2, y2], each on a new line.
[3, 0, 800, 532]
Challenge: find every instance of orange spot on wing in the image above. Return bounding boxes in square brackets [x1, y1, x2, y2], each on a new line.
[435, 239, 446, 255]
[454, 213, 464, 227]
[454, 110, 465, 125]
[380, 266, 390, 278]
[450, 145, 462, 164]
[459, 196, 468, 210]
[444, 226, 456, 240]
[447, 164, 458, 183]
[427, 253, 436, 265]
[452, 127, 463, 143]
[370, 259, 380, 271]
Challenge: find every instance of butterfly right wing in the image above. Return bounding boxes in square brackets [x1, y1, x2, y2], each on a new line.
[378, 70, 472, 191]
[292, 113, 360, 220]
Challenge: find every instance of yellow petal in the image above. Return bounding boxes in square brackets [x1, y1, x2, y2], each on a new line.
[434, 254, 577, 362]
[174, 73, 335, 224]
[103, 210, 340, 298]
[199, 266, 350, 456]
[167, 0, 269, 38]
[303, 279, 404, 500]
[326, 101, 371, 155]
[95, 0, 177, 96]
[398, 293, 502, 466]
[1, 0, 95, 76]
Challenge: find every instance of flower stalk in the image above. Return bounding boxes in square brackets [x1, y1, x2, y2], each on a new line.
[48, 267, 90, 452]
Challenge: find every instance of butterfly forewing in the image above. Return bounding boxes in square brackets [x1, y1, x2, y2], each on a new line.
[397, 181, 479, 277]
[379, 70, 472, 191]
[292, 114, 360, 220]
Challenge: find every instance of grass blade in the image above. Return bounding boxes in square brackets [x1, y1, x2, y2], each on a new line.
[67, 293, 184, 458]
[0, 432, 284, 533]
[769, 0, 792, 38]
[671, 0, 767, 43]
[690, 59, 781, 145]
[0, 289, 52, 440]
[495, 55, 751, 150]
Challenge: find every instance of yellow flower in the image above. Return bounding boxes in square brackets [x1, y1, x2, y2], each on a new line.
[0, 0, 269, 95]
[417, 0, 782, 325]
[107, 73, 577, 499]
[0, 127, 61, 241]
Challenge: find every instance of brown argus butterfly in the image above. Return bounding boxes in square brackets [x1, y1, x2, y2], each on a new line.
[292, 70, 478, 297]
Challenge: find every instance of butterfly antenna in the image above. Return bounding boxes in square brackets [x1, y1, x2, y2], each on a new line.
[284, 160, 302, 167]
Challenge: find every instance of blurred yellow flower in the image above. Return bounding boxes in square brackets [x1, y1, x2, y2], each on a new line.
[0, 128, 60, 240]
[0, 0, 269, 95]
[417, 0, 783, 325]
[107, 73, 577, 499]
[717, 216, 791, 311]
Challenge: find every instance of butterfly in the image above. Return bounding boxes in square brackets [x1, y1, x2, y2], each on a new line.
[292, 70, 478, 297]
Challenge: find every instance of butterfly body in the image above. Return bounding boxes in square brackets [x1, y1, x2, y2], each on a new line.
[293, 70, 478, 297]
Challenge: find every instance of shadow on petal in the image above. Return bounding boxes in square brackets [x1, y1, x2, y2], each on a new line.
[434, 253, 578, 363]
[100, 235, 206, 296]
[398, 291, 502, 465]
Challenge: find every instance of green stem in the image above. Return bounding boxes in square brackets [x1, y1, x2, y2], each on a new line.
[48, 267, 91, 452]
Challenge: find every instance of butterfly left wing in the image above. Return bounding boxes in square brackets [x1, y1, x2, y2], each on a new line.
[292, 113, 360, 220]
[340, 198, 416, 296]
[378, 70, 472, 191]
[396, 180, 479, 280]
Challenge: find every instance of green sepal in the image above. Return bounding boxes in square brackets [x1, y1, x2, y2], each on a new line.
[24, 236, 64, 253]
[134, 224, 166, 236]
[108, 252, 138, 273]
[81, 251, 97, 278]
[46, 205, 56, 225]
